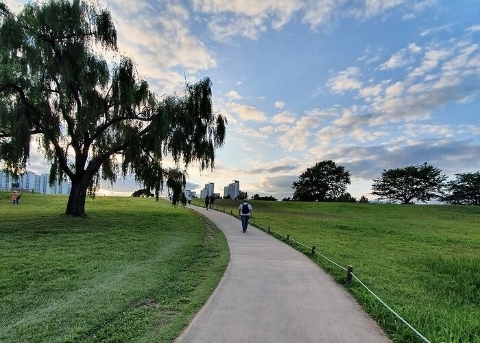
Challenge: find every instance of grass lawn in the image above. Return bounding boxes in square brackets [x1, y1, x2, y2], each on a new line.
[0, 193, 229, 343]
[196, 198, 480, 343]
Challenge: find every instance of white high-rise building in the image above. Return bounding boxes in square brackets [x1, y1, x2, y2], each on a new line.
[224, 180, 240, 199]
[0, 170, 71, 194]
[200, 182, 214, 199]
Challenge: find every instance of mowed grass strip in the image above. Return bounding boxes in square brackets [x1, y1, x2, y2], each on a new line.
[197, 199, 480, 343]
[0, 193, 229, 343]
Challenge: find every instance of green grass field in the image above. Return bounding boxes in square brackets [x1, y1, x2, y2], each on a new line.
[196, 198, 480, 343]
[0, 193, 229, 343]
[2, 193, 479, 343]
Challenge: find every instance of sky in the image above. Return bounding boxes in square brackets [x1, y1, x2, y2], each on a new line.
[4, 0, 480, 200]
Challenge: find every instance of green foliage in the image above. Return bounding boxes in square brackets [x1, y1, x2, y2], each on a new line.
[371, 162, 447, 204]
[441, 171, 480, 205]
[237, 191, 247, 200]
[252, 193, 277, 201]
[292, 160, 351, 201]
[131, 188, 153, 197]
[337, 192, 357, 202]
[0, 193, 229, 343]
[0, 1, 226, 216]
[359, 195, 369, 203]
[194, 198, 480, 343]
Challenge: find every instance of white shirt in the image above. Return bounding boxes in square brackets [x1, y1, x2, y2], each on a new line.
[238, 202, 252, 216]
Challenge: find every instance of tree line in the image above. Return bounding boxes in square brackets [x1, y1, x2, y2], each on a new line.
[292, 160, 480, 205]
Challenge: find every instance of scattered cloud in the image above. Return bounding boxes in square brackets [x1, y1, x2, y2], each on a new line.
[227, 102, 267, 122]
[271, 111, 296, 124]
[326, 67, 362, 94]
[467, 25, 480, 32]
[227, 90, 242, 100]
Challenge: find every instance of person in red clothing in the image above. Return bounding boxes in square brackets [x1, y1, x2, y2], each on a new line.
[12, 191, 20, 205]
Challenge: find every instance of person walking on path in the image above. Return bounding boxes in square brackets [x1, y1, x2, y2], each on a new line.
[238, 198, 252, 232]
[209, 194, 215, 209]
[204, 194, 209, 210]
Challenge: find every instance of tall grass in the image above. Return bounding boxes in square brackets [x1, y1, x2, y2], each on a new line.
[196, 198, 480, 343]
[0, 193, 229, 343]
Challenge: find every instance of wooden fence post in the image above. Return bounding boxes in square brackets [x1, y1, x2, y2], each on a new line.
[287, 234, 290, 240]
[346, 265, 354, 283]
[311, 245, 316, 255]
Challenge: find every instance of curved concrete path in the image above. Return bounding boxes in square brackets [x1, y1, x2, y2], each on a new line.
[175, 206, 391, 343]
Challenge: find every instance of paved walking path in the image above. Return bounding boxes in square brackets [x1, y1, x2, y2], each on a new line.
[175, 206, 392, 343]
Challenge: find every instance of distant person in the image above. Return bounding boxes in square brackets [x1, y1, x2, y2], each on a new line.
[209, 194, 215, 209]
[238, 198, 252, 233]
[205, 194, 209, 210]
[11, 191, 21, 205]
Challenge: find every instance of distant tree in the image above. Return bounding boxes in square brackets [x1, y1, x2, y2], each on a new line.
[440, 171, 480, 205]
[292, 160, 351, 202]
[253, 194, 259, 200]
[0, 1, 226, 216]
[371, 163, 446, 204]
[256, 195, 277, 201]
[359, 195, 369, 203]
[237, 191, 247, 200]
[337, 192, 356, 203]
[223, 194, 231, 199]
[282, 197, 291, 201]
[131, 189, 153, 197]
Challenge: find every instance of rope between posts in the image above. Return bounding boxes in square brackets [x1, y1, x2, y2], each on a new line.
[262, 224, 431, 343]
[282, 233, 347, 271]
[351, 273, 431, 343]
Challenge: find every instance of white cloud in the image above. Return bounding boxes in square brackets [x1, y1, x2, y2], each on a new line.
[275, 101, 285, 108]
[467, 25, 480, 32]
[385, 82, 404, 98]
[358, 84, 383, 100]
[408, 43, 422, 53]
[193, 0, 423, 41]
[227, 90, 242, 100]
[227, 102, 267, 122]
[106, 1, 217, 94]
[271, 111, 296, 124]
[380, 49, 416, 70]
[408, 47, 452, 78]
[326, 67, 362, 94]
[277, 109, 335, 151]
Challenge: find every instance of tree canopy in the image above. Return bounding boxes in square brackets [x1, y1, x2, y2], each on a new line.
[440, 171, 480, 205]
[371, 163, 446, 204]
[292, 160, 351, 202]
[0, 0, 226, 216]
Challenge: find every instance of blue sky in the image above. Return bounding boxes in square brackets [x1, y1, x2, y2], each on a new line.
[5, 0, 480, 200]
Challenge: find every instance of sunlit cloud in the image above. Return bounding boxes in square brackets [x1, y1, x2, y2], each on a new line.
[326, 67, 362, 94]
[227, 102, 267, 122]
[271, 111, 296, 124]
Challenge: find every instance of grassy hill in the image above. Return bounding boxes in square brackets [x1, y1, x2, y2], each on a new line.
[195, 198, 480, 343]
[0, 193, 229, 343]
[2, 192, 479, 342]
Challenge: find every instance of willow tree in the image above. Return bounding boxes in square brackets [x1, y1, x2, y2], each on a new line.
[0, 0, 226, 216]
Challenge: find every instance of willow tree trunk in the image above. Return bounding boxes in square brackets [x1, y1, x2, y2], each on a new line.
[66, 177, 88, 217]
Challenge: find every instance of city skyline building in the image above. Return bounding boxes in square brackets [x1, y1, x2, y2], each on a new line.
[0, 170, 71, 195]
